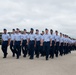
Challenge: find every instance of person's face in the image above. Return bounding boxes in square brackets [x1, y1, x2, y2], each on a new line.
[16, 30, 19, 33]
[65, 35, 66, 38]
[15, 31, 17, 33]
[36, 30, 39, 34]
[50, 30, 53, 34]
[24, 30, 26, 33]
[45, 30, 48, 34]
[42, 32, 44, 35]
[56, 31, 58, 35]
[4, 30, 7, 34]
[60, 34, 62, 37]
[12, 30, 15, 34]
[30, 30, 33, 34]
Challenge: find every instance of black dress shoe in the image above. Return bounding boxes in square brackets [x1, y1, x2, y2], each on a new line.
[46, 58, 48, 60]
[12, 54, 15, 57]
[51, 57, 54, 59]
[5, 53, 8, 57]
[23, 55, 26, 58]
[16, 55, 19, 59]
[3, 57, 6, 58]
[49, 56, 51, 58]
[16, 57, 19, 59]
[36, 56, 39, 58]
[29, 57, 34, 60]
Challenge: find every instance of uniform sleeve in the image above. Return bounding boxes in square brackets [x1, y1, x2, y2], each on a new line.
[8, 34, 10, 39]
[40, 35, 42, 40]
[54, 35, 55, 40]
[34, 34, 36, 39]
[27, 34, 30, 39]
[21, 34, 23, 39]
[41, 35, 44, 40]
[2, 34, 3, 40]
[59, 37, 61, 42]
[39, 35, 41, 40]
[19, 34, 21, 39]
[54, 35, 56, 40]
[26, 34, 29, 39]
[59, 36, 60, 41]
[50, 35, 52, 39]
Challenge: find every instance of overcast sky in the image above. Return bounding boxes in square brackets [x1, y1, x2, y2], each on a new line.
[0, 0, 76, 38]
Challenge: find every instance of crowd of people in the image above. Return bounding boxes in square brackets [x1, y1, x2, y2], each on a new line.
[1, 28, 76, 60]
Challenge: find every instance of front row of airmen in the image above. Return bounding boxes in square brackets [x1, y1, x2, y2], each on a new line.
[1, 28, 76, 60]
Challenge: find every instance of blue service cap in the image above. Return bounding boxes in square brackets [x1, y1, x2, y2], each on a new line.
[12, 29, 15, 31]
[3, 28, 7, 31]
[30, 28, 34, 30]
[45, 28, 48, 30]
[16, 28, 19, 30]
[24, 29, 26, 31]
[36, 29, 39, 31]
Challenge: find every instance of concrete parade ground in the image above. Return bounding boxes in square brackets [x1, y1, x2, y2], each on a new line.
[0, 46, 76, 75]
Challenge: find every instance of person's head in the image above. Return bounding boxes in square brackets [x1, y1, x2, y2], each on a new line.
[55, 30, 58, 35]
[12, 29, 15, 34]
[23, 29, 26, 34]
[42, 31, 44, 35]
[45, 28, 48, 34]
[63, 34, 65, 37]
[36, 29, 39, 34]
[50, 29, 53, 34]
[3, 29, 7, 34]
[30, 28, 34, 34]
[67, 35, 69, 38]
[64, 35, 67, 38]
[16, 28, 19, 33]
[60, 33, 62, 37]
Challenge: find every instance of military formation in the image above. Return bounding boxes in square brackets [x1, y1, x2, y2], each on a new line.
[1, 28, 76, 60]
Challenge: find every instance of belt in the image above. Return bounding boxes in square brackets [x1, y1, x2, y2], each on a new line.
[44, 41, 50, 42]
[16, 41, 20, 42]
[30, 40, 34, 41]
[11, 40, 14, 42]
[52, 41, 55, 42]
[3, 41, 8, 42]
[23, 40, 27, 41]
[36, 41, 40, 42]
[56, 42, 59, 43]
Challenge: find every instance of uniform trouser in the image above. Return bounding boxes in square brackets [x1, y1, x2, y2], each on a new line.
[10, 41, 15, 55]
[2, 41, 8, 57]
[60, 43, 63, 56]
[66, 44, 69, 54]
[40, 46, 45, 56]
[19, 46, 22, 56]
[43, 42, 50, 59]
[14, 41, 21, 58]
[55, 42, 59, 57]
[29, 41, 35, 59]
[69, 45, 71, 53]
[64, 43, 67, 55]
[27, 44, 30, 55]
[36, 41, 40, 57]
[50, 41, 55, 58]
[22, 40, 27, 56]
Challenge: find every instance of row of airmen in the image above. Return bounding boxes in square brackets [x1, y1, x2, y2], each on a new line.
[1, 28, 76, 60]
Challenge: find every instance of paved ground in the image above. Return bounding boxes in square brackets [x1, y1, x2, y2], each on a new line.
[0, 47, 76, 75]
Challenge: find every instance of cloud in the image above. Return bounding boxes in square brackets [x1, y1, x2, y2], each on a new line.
[0, 0, 76, 38]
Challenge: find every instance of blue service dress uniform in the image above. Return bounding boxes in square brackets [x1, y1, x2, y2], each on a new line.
[2, 33, 10, 58]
